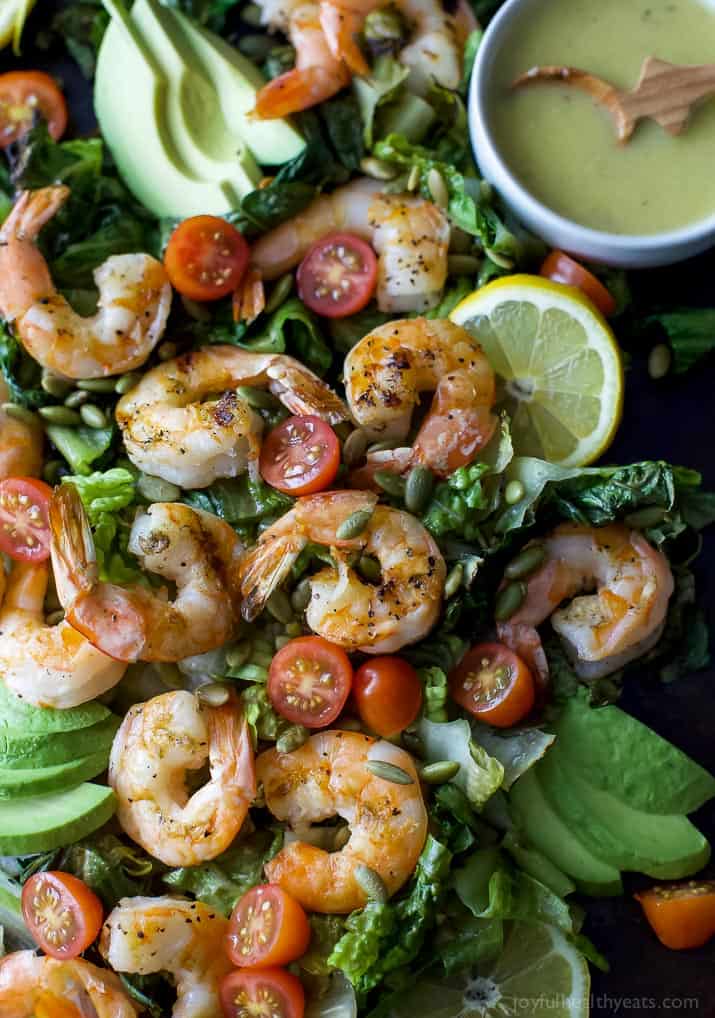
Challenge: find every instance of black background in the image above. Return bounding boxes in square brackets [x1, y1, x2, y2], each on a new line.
[2, 4, 714, 1014]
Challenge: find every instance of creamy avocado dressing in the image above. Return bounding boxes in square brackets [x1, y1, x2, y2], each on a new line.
[487, 0, 715, 234]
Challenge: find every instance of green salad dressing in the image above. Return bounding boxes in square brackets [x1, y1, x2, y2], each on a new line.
[488, 0, 715, 234]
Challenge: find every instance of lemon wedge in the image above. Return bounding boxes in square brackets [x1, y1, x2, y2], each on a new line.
[451, 275, 624, 466]
[0, 0, 36, 54]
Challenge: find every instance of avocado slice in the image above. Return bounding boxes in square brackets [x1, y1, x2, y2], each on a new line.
[0, 682, 111, 733]
[502, 831, 575, 898]
[538, 745, 711, 880]
[166, 8, 305, 166]
[0, 784, 116, 854]
[554, 697, 715, 816]
[0, 715, 119, 770]
[96, 0, 260, 217]
[0, 750, 109, 799]
[509, 766, 623, 896]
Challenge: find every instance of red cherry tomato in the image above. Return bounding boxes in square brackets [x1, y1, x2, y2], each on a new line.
[259, 415, 340, 496]
[164, 215, 250, 301]
[226, 885, 311, 968]
[0, 477, 53, 562]
[450, 642, 535, 728]
[540, 251, 616, 317]
[0, 71, 68, 148]
[22, 871, 103, 959]
[297, 232, 377, 318]
[353, 656, 423, 737]
[221, 967, 305, 1018]
[268, 635, 353, 728]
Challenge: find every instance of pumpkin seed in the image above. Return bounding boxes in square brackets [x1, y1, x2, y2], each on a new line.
[137, 473, 181, 503]
[241, 2, 263, 25]
[444, 563, 463, 599]
[504, 479, 525, 505]
[360, 156, 398, 181]
[366, 759, 414, 785]
[284, 621, 303, 637]
[276, 725, 310, 754]
[45, 610, 65, 626]
[41, 372, 72, 398]
[239, 32, 272, 60]
[42, 460, 63, 485]
[447, 254, 480, 276]
[505, 543, 546, 581]
[419, 760, 460, 784]
[374, 470, 406, 498]
[427, 168, 449, 209]
[79, 404, 108, 429]
[64, 389, 89, 409]
[267, 588, 294, 625]
[648, 343, 671, 380]
[404, 465, 433, 513]
[77, 377, 117, 393]
[354, 864, 388, 903]
[485, 247, 513, 270]
[407, 164, 421, 192]
[336, 508, 374, 540]
[115, 371, 142, 395]
[342, 428, 369, 467]
[494, 581, 527, 621]
[338, 717, 363, 732]
[357, 554, 381, 583]
[367, 438, 403, 453]
[236, 386, 280, 410]
[158, 341, 178, 361]
[2, 402, 39, 426]
[290, 578, 312, 613]
[38, 405, 82, 427]
[196, 682, 231, 707]
[225, 642, 252, 670]
[264, 272, 294, 314]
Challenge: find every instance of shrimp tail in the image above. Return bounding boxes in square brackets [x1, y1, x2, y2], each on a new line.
[209, 701, 257, 802]
[319, 1, 370, 75]
[239, 532, 306, 621]
[49, 485, 99, 601]
[497, 621, 550, 690]
[267, 360, 351, 425]
[253, 65, 349, 118]
[0, 186, 70, 243]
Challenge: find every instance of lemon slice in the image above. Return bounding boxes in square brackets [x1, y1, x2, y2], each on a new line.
[0, 0, 35, 53]
[386, 922, 590, 1018]
[451, 275, 623, 466]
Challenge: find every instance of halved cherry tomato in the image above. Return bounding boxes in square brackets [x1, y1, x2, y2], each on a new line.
[226, 885, 310, 968]
[635, 881, 715, 950]
[164, 215, 250, 301]
[259, 415, 340, 496]
[450, 642, 535, 728]
[268, 635, 353, 728]
[0, 477, 52, 562]
[297, 232, 377, 318]
[221, 967, 305, 1018]
[353, 656, 423, 738]
[22, 871, 103, 959]
[540, 250, 616, 317]
[0, 71, 68, 148]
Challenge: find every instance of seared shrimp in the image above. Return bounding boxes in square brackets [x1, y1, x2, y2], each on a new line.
[498, 523, 674, 682]
[251, 177, 450, 313]
[258, 730, 427, 912]
[109, 690, 255, 866]
[50, 487, 243, 661]
[0, 559, 126, 708]
[0, 950, 138, 1018]
[101, 896, 233, 1018]
[345, 318, 497, 477]
[0, 187, 172, 379]
[239, 490, 445, 652]
[0, 379, 43, 479]
[116, 346, 349, 488]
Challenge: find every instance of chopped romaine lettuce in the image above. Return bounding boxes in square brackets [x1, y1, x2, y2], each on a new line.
[415, 718, 504, 808]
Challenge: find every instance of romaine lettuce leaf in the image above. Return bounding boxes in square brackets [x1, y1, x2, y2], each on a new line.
[62, 468, 142, 582]
[415, 718, 504, 808]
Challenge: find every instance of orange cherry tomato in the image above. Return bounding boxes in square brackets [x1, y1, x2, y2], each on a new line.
[259, 415, 340, 496]
[22, 871, 103, 959]
[540, 251, 616, 317]
[635, 881, 715, 950]
[226, 885, 311, 968]
[164, 215, 250, 301]
[0, 477, 53, 562]
[353, 656, 423, 737]
[220, 967, 305, 1018]
[0, 71, 68, 148]
[268, 635, 353, 728]
[450, 642, 535, 728]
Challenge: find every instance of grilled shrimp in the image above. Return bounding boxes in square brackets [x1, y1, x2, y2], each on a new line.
[239, 490, 445, 652]
[0, 380, 43, 479]
[345, 318, 497, 477]
[498, 523, 674, 683]
[0, 559, 126, 709]
[116, 346, 349, 488]
[0, 951, 138, 1018]
[50, 486, 243, 661]
[251, 177, 450, 313]
[109, 690, 255, 866]
[258, 730, 427, 912]
[101, 896, 233, 1018]
[0, 187, 172, 379]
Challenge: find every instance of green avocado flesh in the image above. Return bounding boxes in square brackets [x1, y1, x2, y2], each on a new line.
[0, 750, 109, 799]
[0, 784, 116, 854]
[510, 765, 623, 897]
[0, 714, 119, 770]
[538, 746, 711, 880]
[95, 0, 304, 217]
[0, 682, 111, 733]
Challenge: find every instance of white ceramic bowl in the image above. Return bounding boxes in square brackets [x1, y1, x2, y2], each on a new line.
[468, 0, 715, 268]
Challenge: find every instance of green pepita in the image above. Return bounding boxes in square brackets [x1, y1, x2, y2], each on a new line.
[267, 588, 294, 625]
[505, 543, 546, 581]
[404, 465, 434, 514]
[367, 438, 403, 453]
[354, 864, 389, 903]
[158, 341, 178, 362]
[2, 402, 39, 426]
[407, 164, 421, 192]
[77, 377, 117, 393]
[42, 460, 63, 485]
[447, 254, 480, 276]
[41, 372, 72, 398]
[366, 759, 414, 785]
[360, 156, 398, 181]
[79, 404, 108, 429]
[336, 508, 374, 541]
[45, 610, 65, 627]
[136, 473, 182, 503]
[241, 2, 263, 26]
[38, 405, 82, 427]
[264, 272, 294, 314]
[504, 479, 525, 505]
[427, 168, 449, 209]
[494, 580, 527, 621]
[276, 725, 310, 754]
[342, 428, 369, 467]
[64, 390, 89, 409]
[444, 563, 463, 600]
[225, 642, 252, 670]
[419, 760, 460, 784]
[196, 682, 231, 707]
[236, 386, 280, 410]
[648, 343, 671, 380]
[290, 577, 313, 613]
[374, 470, 406, 498]
[356, 555, 381, 583]
[238, 32, 273, 60]
[115, 372, 142, 395]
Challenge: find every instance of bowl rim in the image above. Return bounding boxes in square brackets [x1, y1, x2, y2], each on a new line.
[469, 0, 715, 253]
